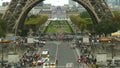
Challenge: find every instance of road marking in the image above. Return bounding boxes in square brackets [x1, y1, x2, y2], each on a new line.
[73, 48, 78, 59]
[75, 48, 80, 56]
[55, 41, 59, 61]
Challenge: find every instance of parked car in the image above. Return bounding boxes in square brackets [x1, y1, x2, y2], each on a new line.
[43, 62, 49, 68]
[37, 58, 48, 66]
[32, 61, 37, 66]
[39, 40, 46, 45]
[50, 62, 56, 68]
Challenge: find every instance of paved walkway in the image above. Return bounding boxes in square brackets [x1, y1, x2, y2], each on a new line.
[38, 20, 50, 33]
[0, 43, 29, 63]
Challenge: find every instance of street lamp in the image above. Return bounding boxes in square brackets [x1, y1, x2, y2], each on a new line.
[110, 44, 115, 60]
[1, 43, 8, 68]
[109, 44, 116, 68]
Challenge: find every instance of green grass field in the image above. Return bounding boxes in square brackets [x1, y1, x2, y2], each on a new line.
[44, 20, 73, 34]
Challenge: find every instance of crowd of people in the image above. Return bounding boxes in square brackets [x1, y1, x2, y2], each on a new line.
[76, 40, 99, 68]
[2, 41, 41, 68]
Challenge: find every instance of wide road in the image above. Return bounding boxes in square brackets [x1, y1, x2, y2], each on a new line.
[40, 40, 79, 67]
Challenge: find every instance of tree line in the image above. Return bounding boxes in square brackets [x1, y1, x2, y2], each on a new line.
[21, 15, 48, 36]
[69, 12, 93, 33]
[69, 11, 120, 36]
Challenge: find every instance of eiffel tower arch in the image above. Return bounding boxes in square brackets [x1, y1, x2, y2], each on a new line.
[1, 0, 114, 34]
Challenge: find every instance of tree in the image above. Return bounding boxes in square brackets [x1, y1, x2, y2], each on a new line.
[0, 19, 7, 37]
[85, 18, 94, 32]
[95, 20, 118, 36]
[21, 15, 48, 36]
[80, 11, 90, 18]
[0, 13, 3, 18]
[111, 16, 120, 30]
[69, 15, 94, 33]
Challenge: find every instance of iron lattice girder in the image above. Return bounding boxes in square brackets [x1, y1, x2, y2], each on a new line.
[74, 0, 113, 21]
[73, 0, 100, 24]
[2, 0, 42, 33]
[2, 0, 18, 32]
[2, 0, 113, 34]
[2, 0, 26, 32]
[89, 0, 113, 20]
[15, 0, 44, 34]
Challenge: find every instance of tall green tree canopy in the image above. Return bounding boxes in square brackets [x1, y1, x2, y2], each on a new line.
[0, 19, 7, 37]
[0, 13, 2, 18]
[70, 11, 120, 36]
[21, 15, 48, 36]
[69, 15, 93, 33]
[95, 20, 117, 35]
[80, 11, 90, 18]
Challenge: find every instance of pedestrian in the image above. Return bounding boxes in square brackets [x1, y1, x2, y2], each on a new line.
[55, 58, 59, 64]
[93, 58, 97, 64]
[22, 62, 25, 66]
[77, 56, 81, 63]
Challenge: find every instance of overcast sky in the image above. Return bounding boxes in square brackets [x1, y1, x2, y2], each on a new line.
[0, 0, 68, 6]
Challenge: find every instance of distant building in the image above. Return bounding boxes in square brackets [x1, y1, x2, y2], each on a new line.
[107, 0, 120, 6]
[69, 0, 76, 7]
[29, 4, 52, 15]
[63, 4, 69, 11]
[35, 2, 43, 7]
[115, 0, 120, 6]
[106, 0, 120, 10]
[2, 2, 9, 7]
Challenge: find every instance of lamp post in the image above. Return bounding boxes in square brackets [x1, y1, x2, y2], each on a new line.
[109, 44, 116, 68]
[1, 43, 7, 68]
[91, 39, 95, 53]
[110, 44, 115, 60]
[1, 45, 3, 68]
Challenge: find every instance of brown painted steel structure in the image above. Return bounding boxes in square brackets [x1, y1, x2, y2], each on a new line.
[1, 0, 113, 34]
